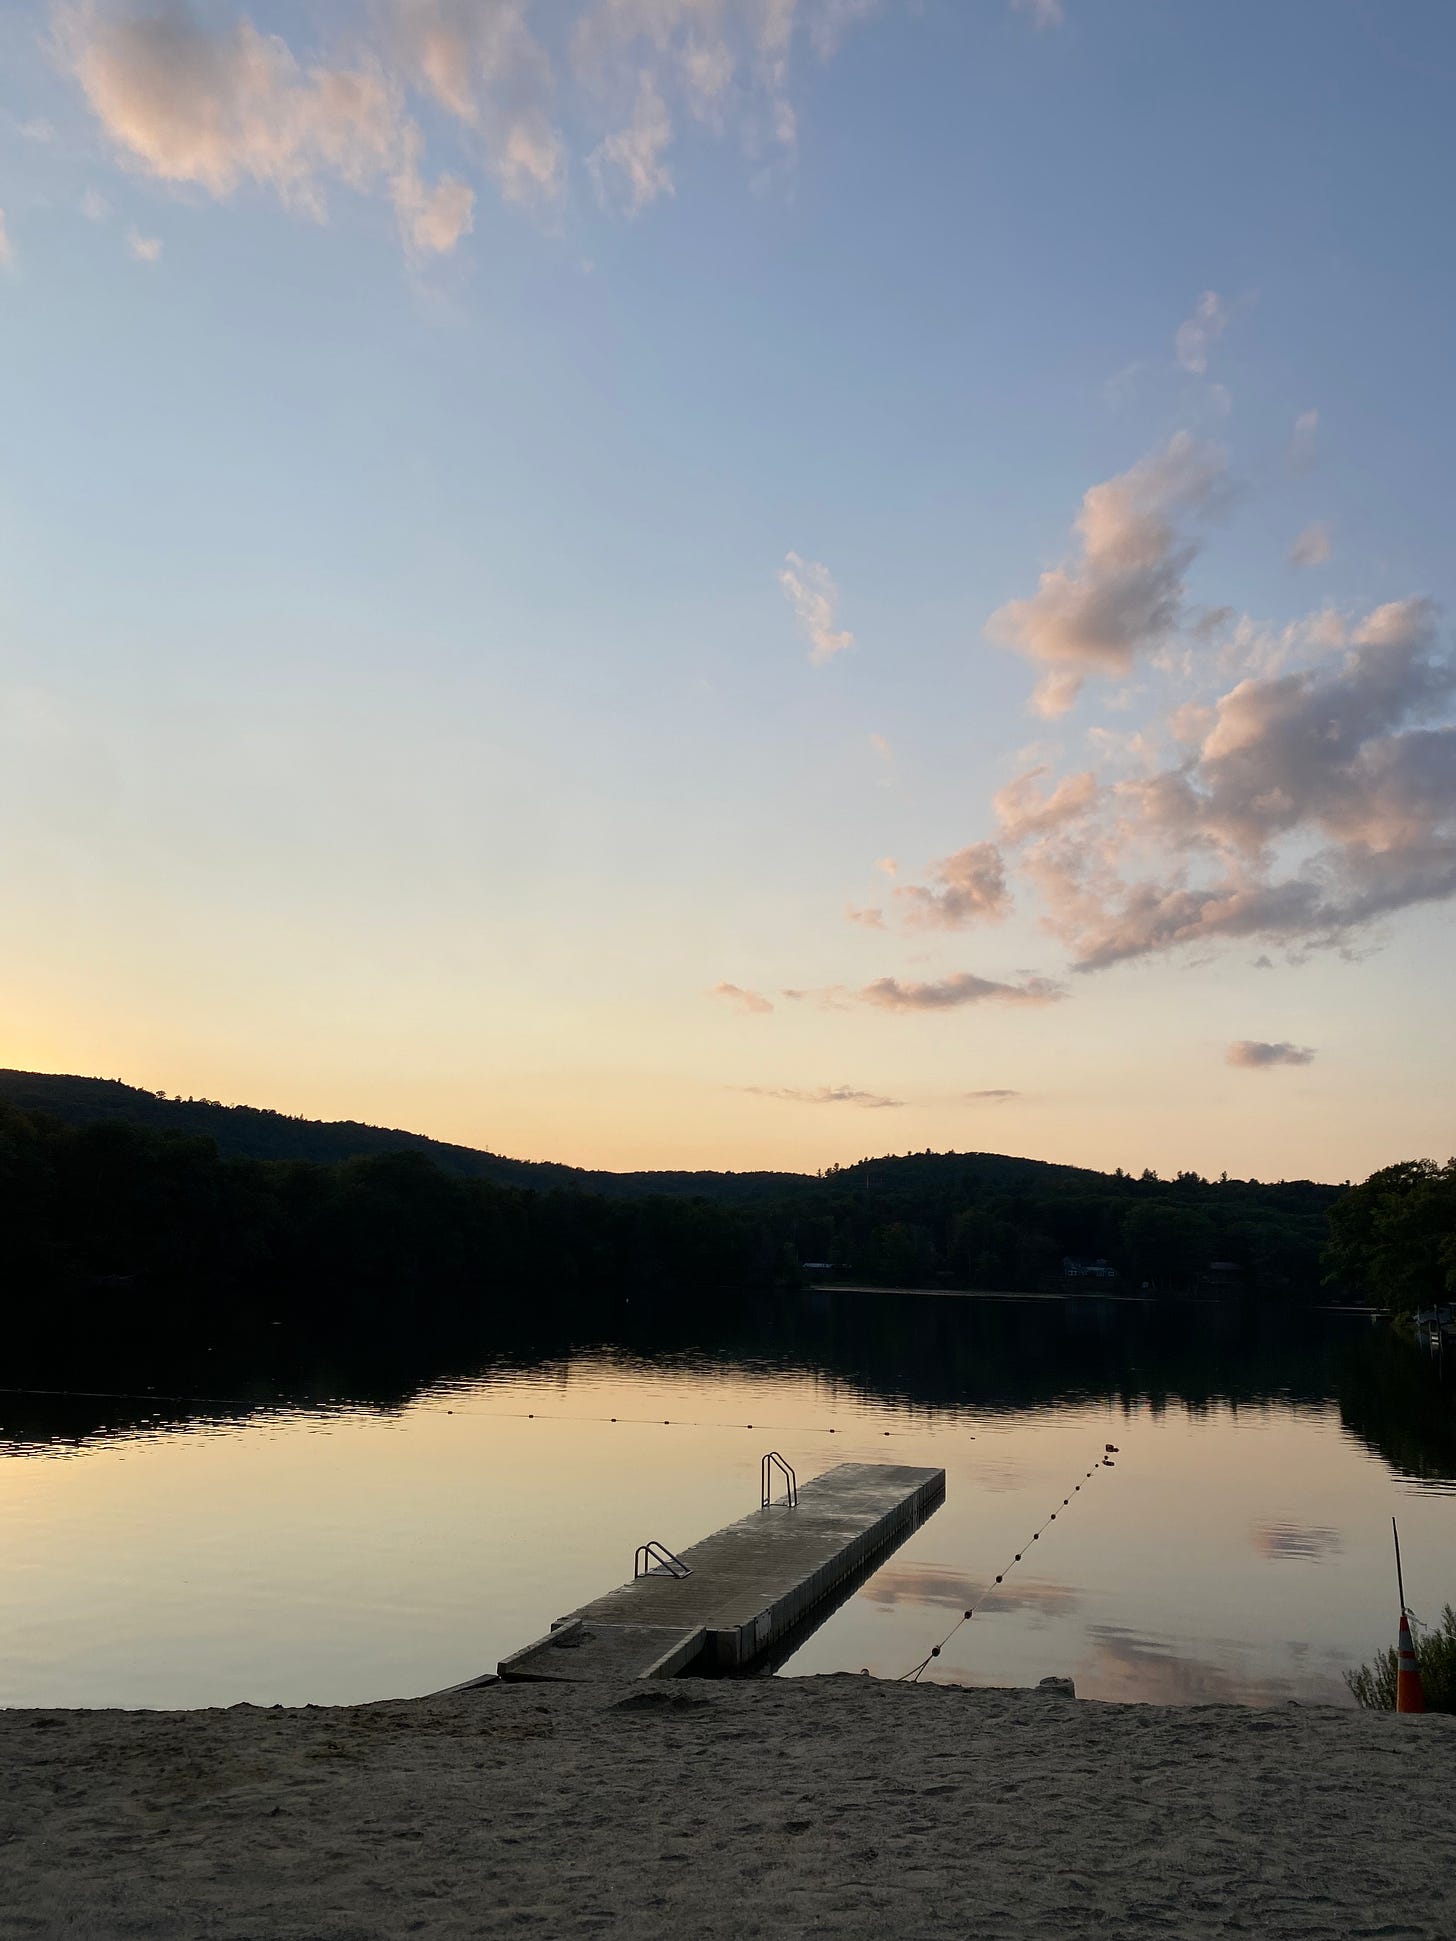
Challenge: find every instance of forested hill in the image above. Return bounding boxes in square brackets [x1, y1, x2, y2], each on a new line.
[0, 1069, 1126, 1205]
[0, 1070, 808, 1203]
[1, 1068, 1355, 1300]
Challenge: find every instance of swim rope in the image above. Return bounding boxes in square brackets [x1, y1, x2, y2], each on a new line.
[0, 1383, 960, 1442]
[897, 1445, 1120, 1682]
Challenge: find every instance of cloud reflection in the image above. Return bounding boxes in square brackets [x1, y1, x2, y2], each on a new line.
[863, 1562, 1080, 1620]
[1252, 1522, 1343, 1562]
[1076, 1624, 1349, 1707]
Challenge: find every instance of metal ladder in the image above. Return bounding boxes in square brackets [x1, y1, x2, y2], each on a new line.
[760, 1451, 799, 1509]
[634, 1540, 692, 1579]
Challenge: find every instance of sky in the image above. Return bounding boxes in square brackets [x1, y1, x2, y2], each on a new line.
[2, 0, 1455, 1182]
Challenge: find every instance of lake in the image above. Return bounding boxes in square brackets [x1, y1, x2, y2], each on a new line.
[2, 1289, 1453, 1710]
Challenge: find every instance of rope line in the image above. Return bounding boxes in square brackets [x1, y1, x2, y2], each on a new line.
[897, 1446, 1120, 1682]
[0, 1385, 964, 1443]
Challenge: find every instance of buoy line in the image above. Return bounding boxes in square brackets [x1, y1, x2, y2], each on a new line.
[897, 1445, 1120, 1683]
[0, 1384, 969, 1443]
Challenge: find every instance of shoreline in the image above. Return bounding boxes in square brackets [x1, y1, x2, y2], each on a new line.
[810, 1283, 1383, 1312]
[4, 1675, 1452, 1938]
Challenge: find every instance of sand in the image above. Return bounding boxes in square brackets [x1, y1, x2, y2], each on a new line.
[2, 1676, 1452, 1940]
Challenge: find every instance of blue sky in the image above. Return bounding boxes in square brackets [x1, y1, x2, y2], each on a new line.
[3, 0, 1455, 1178]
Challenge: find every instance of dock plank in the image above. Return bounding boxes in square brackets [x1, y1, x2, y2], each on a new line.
[498, 1620, 707, 1683]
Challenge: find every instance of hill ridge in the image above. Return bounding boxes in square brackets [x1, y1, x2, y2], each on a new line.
[0, 1068, 1118, 1202]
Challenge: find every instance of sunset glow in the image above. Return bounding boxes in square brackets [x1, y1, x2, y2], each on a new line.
[3, 2, 1454, 1178]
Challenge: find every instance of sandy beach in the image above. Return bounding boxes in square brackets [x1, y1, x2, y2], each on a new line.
[3, 1675, 1452, 1940]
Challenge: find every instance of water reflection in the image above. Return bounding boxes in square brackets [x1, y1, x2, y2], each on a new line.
[1252, 1524, 1343, 1561]
[4, 1288, 1452, 1487]
[1332, 1327, 1456, 1485]
[1072, 1626, 1349, 1708]
[864, 1564, 1082, 1619]
[2, 1289, 1453, 1710]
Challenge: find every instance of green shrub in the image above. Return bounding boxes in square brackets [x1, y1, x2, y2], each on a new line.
[1346, 1604, 1456, 1712]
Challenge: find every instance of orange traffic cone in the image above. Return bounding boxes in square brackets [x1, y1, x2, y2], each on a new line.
[1396, 1610, 1425, 1714]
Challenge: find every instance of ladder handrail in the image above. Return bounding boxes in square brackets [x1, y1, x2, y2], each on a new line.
[760, 1451, 799, 1509]
[634, 1539, 692, 1579]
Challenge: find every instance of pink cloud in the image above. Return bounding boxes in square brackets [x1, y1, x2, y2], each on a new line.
[711, 981, 773, 1014]
[986, 434, 1228, 716]
[1018, 597, 1456, 967]
[60, 2, 474, 254]
[1174, 290, 1228, 375]
[779, 552, 853, 665]
[893, 841, 1011, 929]
[854, 970, 1063, 1011]
[1289, 522, 1332, 568]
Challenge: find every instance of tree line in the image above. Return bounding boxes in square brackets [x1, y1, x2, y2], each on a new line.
[793, 1151, 1342, 1297]
[3, 1098, 1451, 1329]
[0, 1105, 784, 1342]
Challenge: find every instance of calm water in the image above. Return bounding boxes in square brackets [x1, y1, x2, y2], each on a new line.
[3, 1290, 1454, 1710]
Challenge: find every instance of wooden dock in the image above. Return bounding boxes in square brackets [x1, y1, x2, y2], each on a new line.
[496, 1461, 945, 1684]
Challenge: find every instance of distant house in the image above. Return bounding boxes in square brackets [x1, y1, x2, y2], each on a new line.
[1062, 1256, 1118, 1280]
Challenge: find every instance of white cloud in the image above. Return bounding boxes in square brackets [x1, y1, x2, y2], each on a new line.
[680, 35, 736, 116]
[1012, 0, 1065, 26]
[393, 0, 483, 121]
[779, 551, 853, 664]
[1175, 290, 1228, 375]
[392, 141, 476, 251]
[0, 209, 12, 268]
[574, 0, 868, 209]
[1289, 522, 1331, 569]
[58, 0, 883, 254]
[987, 433, 1228, 715]
[1288, 408, 1319, 474]
[493, 110, 568, 203]
[60, 1, 474, 255]
[589, 70, 674, 209]
[1103, 361, 1141, 410]
[64, 9, 382, 199]
[127, 226, 162, 261]
[811, 0, 881, 58]
[390, 0, 566, 205]
[81, 186, 111, 220]
[1005, 596, 1456, 968]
